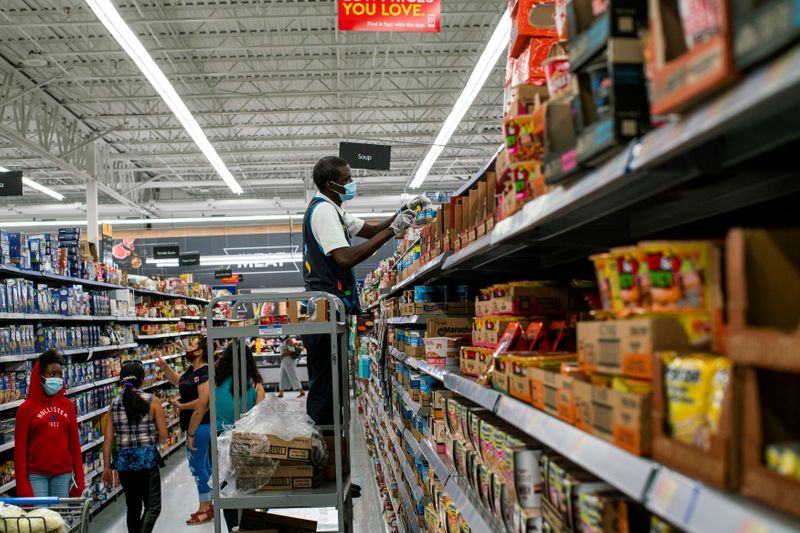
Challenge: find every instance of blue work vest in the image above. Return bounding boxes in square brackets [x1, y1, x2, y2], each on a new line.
[302, 196, 361, 315]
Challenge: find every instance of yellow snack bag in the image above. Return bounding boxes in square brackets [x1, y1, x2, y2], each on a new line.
[706, 357, 730, 435]
[664, 353, 718, 450]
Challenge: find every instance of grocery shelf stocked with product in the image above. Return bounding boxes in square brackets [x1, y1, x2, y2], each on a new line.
[355, 2, 800, 530]
[0, 225, 219, 518]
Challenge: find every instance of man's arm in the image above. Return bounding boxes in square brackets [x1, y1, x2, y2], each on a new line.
[331, 227, 396, 269]
[356, 213, 397, 239]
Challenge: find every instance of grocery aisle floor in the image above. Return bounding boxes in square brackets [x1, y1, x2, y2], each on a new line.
[91, 392, 382, 532]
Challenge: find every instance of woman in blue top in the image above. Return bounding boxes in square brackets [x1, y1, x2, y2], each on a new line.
[214, 341, 264, 531]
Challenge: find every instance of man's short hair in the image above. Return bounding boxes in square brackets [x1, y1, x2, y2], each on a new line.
[313, 156, 348, 190]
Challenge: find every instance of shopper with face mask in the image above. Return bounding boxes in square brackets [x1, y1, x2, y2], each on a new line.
[13, 349, 85, 498]
[102, 361, 168, 533]
[156, 335, 213, 525]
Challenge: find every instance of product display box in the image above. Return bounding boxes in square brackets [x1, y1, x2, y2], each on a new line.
[648, 0, 737, 114]
[459, 346, 493, 378]
[256, 464, 326, 491]
[589, 384, 652, 456]
[543, 98, 583, 184]
[492, 285, 569, 316]
[651, 355, 739, 489]
[510, 0, 557, 57]
[740, 366, 800, 518]
[239, 510, 316, 533]
[567, 0, 649, 70]
[572, 40, 650, 166]
[577, 317, 695, 379]
[733, 0, 800, 70]
[400, 301, 474, 317]
[727, 228, 800, 371]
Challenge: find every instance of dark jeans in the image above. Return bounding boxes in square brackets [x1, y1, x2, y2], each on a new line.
[118, 468, 161, 533]
[305, 333, 335, 427]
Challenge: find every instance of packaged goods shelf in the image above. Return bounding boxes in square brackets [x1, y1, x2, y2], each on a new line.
[395, 237, 422, 264]
[442, 372, 501, 412]
[392, 378, 429, 417]
[207, 322, 346, 340]
[134, 331, 199, 340]
[646, 467, 800, 533]
[0, 479, 16, 494]
[80, 437, 104, 453]
[143, 380, 169, 391]
[0, 400, 23, 413]
[131, 287, 209, 304]
[419, 439, 453, 485]
[445, 476, 506, 532]
[494, 394, 654, 501]
[139, 352, 184, 365]
[0, 441, 13, 453]
[403, 428, 423, 460]
[66, 376, 118, 395]
[61, 343, 138, 356]
[0, 266, 129, 292]
[387, 252, 449, 298]
[76, 406, 110, 423]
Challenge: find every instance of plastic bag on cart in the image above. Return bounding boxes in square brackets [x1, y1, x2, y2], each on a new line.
[217, 395, 327, 495]
[0, 503, 66, 533]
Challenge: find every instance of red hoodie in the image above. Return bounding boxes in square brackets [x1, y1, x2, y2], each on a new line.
[13, 361, 85, 497]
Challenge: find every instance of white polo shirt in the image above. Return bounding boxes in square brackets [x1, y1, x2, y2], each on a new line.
[309, 194, 366, 256]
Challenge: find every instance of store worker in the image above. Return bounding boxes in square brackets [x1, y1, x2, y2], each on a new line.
[156, 335, 213, 525]
[102, 362, 168, 533]
[302, 155, 425, 424]
[14, 349, 85, 498]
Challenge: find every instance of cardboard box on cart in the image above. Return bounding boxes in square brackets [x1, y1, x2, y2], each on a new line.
[239, 510, 316, 533]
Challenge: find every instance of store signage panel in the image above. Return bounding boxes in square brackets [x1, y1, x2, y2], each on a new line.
[0, 171, 23, 197]
[339, 142, 391, 170]
[337, 0, 441, 33]
[214, 268, 233, 279]
[154, 244, 180, 259]
[179, 253, 200, 266]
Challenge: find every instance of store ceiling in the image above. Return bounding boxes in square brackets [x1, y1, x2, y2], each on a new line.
[0, 0, 505, 222]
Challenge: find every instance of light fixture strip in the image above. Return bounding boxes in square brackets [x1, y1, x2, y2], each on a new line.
[0, 166, 65, 201]
[84, 0, 244, 195]
[409, 8, 511, 189]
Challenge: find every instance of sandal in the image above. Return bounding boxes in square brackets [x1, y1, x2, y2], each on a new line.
[187, 510, 213, 525]
[187, 506, 214, 525]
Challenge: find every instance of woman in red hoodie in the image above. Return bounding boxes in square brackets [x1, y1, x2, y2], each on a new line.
[14, 349, 85, 498]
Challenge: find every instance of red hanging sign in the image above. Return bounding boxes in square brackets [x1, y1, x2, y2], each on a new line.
[338, 0, 441, 33]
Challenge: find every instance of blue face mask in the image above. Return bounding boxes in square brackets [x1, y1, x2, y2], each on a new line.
[43, 377, 63, 396]
[339, 181, 357, 202]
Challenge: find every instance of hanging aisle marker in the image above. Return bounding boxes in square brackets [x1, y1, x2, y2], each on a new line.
[338, 0, 441, 33]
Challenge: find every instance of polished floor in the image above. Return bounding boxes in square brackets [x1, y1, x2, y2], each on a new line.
[91, 392, 383, 532]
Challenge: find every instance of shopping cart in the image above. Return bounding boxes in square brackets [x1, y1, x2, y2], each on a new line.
[0, 497, 92, 533]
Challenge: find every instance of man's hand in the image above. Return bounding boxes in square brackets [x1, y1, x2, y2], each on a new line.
[401, 194, 431, 213]
[101, 467, 113, 485]
[390, 210, 416, 236]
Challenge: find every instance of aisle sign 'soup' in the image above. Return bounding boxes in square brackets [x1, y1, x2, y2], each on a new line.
[338, 0, 441, 33]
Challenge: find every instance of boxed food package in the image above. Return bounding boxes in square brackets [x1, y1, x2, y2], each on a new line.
[460, 346, 495, 377]
[577, 317, 696, 379]
[589, 384, 653, 456]
[648, 0, 736, 114]
[492, 283, 569, 316]
[511, 0, 558, 57]
[426, 317, 473, 342]
[424, 337, 461, 364]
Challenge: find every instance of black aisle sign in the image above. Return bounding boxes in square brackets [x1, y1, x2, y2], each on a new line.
[0, 171, 23, 197]
[214, 268, 232, 279]
[339, 142, 391, 171]
[154, 245, 180, 259]
[179, 253, 200, 266]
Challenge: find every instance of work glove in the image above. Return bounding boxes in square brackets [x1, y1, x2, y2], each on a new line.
[400, 194, 431, 213]
[390, 210, 416, 236]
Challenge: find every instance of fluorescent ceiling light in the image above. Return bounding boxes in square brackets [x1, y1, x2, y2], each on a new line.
[409, 8, 511, 189]
[0, 166, 64, 201]
[84, 0, 243, 195]
[146, 253, 302, 267]
[0, 212, 396, 229]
